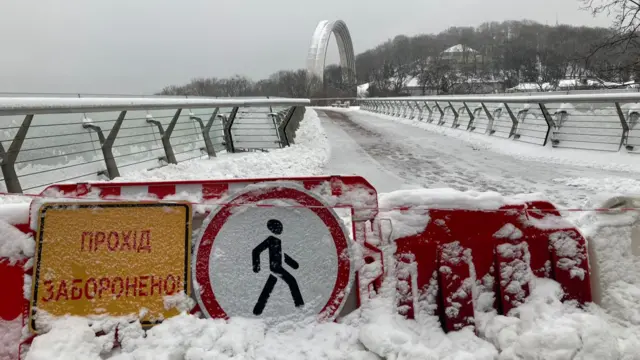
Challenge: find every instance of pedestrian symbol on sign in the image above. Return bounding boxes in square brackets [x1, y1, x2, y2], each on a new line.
[193, 183, 353, 324]
[252, 219, 304, 315]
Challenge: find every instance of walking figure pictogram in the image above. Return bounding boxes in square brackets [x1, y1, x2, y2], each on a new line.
[252, 219, 304, 315]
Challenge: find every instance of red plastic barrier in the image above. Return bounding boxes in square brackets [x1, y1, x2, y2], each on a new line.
[389, 201, 591, 332]
[0, 260, 24, 322]
[0, 223, 32, 360]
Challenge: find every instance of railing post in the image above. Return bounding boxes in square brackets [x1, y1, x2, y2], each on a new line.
[424, 102, 433, 122]
[190, 107, 219, 158]
[217, 114, 229, 152]
[279, 106, 306, 147]
[406, 101, 414, 119]
[414, 101, 423, 120]
[448, 101, 459, 128]
[223, 107, 239, 153]
[146, 109, 180, 164]
[269, 111, 286, 147]
[503, 103, 519, 139]
[0, 114, 33, 193]
[614, 102, 631, 151]
[481, 103, 495, 135]
[83, 111, 126, 179]
[463, 102, 475, 131]
[538, 103, 556, 147]
[434, 102, 445, 125]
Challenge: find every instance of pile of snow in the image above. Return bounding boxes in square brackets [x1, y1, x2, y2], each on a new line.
[114, 109, 330, 182]
[577, 196, 640, 326]
[478, 278, 640, 359]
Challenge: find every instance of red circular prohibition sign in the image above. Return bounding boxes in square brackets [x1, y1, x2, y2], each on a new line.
[194, 186, 352, 321]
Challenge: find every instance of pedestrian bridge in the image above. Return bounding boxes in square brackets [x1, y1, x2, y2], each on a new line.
[1, 91, 640, 195]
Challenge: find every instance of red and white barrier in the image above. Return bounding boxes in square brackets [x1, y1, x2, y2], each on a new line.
[0, 176, 601, 359]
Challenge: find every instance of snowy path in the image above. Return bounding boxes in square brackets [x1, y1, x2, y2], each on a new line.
[316, 108, 640, 211]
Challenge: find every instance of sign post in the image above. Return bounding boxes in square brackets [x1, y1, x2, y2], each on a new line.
[193, 183, 353, 324]
[29, 202, 192, 333]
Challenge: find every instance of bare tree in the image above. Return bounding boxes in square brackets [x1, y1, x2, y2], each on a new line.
[582, 0, 640, 78]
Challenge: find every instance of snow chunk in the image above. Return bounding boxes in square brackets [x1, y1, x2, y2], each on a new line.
[25, 317, 114, 360]
[479, 278, 633, 359]
[0, 317, 21, 360]
[0, 218, 34, 263]
[378, 188, 537, 241]
[579, 196, 640, 324]
[0, 202, 30, 224]
[493, 223, 523, 240]
[163, 291, 196, 313]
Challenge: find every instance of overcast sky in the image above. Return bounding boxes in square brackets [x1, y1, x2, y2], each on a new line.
[0, 0, 611, 94]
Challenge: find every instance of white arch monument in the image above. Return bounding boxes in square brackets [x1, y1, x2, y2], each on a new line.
[306, 20, 356, 84]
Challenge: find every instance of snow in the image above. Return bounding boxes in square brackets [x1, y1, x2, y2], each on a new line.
[345, 107, 640, 174]
[0, 219, 34, 264]
[114, 109, 329, 182]
[5, 106, 640, 359]
[163, 292, 196, 313]
[443, 44, 478, 54]
[578, 196, 640, 326]
[25, 317, 115, 360]
[0, 317, 21, 360]
[376, 188, 542, 241]
[478, 278, 640, 359]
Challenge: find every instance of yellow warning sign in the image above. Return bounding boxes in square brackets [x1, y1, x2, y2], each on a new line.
[29, 202, 192, 333]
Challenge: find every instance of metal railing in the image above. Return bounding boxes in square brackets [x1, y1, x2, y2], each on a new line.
[359, 93, 640, 155]
[0, 96, 308, 194]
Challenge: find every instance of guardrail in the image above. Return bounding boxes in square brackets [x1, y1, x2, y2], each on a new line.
[0, 96, 309, 194]
[360, 93, 640, 155]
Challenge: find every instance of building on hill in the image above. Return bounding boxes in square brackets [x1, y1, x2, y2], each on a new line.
[441, 44, 483, 65]
[505, 78, 624, 93]
[357, 44, 502, 97]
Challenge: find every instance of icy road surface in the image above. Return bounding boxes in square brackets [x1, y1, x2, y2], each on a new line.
[316, 108, 640, 211]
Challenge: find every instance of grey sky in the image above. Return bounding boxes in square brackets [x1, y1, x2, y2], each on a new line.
[0, 0, 610, 94]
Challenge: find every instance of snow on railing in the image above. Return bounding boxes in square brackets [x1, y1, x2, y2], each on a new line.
[0, 96, 309, 194]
